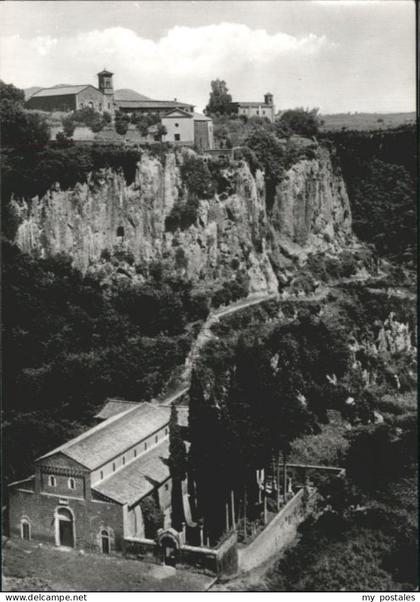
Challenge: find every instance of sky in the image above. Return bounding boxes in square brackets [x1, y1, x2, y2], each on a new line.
[0, 0, 415, 113]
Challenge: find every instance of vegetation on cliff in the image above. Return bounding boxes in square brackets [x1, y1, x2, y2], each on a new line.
[322, 125, 416, 268]
[188, 278, 416, 546]
[263, 401, 416, 591]
[0, 80, 50, 148]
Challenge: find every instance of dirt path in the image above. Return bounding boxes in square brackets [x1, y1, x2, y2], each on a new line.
[158, 272, 391, 408]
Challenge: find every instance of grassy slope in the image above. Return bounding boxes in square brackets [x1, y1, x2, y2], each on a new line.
[2, 539, 214, 592]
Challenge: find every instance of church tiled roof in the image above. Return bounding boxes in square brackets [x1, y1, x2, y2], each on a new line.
[37, 403, 170, 470]
[233, 101, 272, 107]
[95, 399, 139, 420]
[93, 439, 170, 506]
[115, 99, 193, 110]
[30, 85, 95, 98]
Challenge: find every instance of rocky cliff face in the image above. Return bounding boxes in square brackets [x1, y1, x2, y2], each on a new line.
[11, 145, 352, 294]
[270, 146, 352, 269]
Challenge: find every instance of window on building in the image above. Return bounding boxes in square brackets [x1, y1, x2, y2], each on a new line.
[164, 483, 169, 491]
[122, 456, 126, 465]
[134, 449, 137, 458]
[155, 435, 158, 444]
[256, 110, 259, 115]
[108, 103, 111, 110]
[99, 103, 102, 111]
[174, 134, 180, 141]
[165, 428, 168, 435]
[48, 475, 56, 487]
[175, 123, 179, 127]
[112, 462, 116, 472]
[21, 519, 31, 540]
[117, 226, 124, 237]
[100, 470, 104, 480]
[101, 529, 111, 554]
[68, 477, 76, 490]
[262, 110, 266, 115]
[144, 442, 148, 451]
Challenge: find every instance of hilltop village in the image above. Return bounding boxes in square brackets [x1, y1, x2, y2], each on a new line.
[25, 69, 275, 150]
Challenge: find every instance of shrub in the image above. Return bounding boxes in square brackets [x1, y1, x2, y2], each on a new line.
[1, 100, 50, 148]
[114, 110, 130, 136]
[244, 129, 286, 209]
[140, 495, 164, 539]
[61, 107, 108, 135]
[180, 155, 215, 200]
[276, 107, 322, 137]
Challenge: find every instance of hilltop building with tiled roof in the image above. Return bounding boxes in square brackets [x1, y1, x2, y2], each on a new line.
[230, 92, 275, 122]
[8, 401, 184, 553]
[161, 109, 214, 150]
[26, 70, 195, 118]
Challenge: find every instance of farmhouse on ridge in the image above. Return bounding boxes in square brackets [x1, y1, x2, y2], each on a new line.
[230, 92, 275, 122]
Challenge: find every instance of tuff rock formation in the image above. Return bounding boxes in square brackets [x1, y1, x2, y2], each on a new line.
[11, 145, 353, 293]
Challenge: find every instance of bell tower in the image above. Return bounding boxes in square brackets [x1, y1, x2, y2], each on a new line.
[97, 69, 115, 113]
[264, 92, 273, 106]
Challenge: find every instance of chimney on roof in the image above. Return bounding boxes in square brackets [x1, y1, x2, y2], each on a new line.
[174, 98, 177, 102]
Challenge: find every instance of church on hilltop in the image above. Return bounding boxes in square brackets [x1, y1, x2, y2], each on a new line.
[26, 70, 195, 117]
[26, 69, 214, 150]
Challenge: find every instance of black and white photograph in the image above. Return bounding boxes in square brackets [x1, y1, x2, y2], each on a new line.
[0, 0, 417, 595]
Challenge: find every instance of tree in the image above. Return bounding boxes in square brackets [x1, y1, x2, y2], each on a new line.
[205, 79, 233, 115]
[62, 115, 76, 138]
[60, 106, 107, 135]
[345, 414, 416, 494]
[0, 80, 25, 105]
[156, 123, 167, 141]
[276, 107, 322, 137]
[114, 110, 130, 136]
[140, 494, 164, 538]
[0, 100, 50, 148]
[168, 403, 187, 531]
[243, 129, 286, 208]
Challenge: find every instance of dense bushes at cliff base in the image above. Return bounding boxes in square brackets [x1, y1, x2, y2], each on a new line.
[2, 241, 209, 489]
[321, 125, 416, 267]
[264, 412, 417, 591]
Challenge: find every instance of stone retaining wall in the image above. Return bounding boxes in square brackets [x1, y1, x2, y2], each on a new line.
[238, 488, 315, 573]
[123, 531, 238, 577]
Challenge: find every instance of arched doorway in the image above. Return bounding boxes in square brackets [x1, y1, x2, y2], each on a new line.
[160, 536, 178, 566]
[20, 518, 31, 540]
[101, 529, 110, 554]
[56, 507, 75, 548]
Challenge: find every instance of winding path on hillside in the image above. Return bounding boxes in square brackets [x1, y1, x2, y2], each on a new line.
[158, 273, 393, 408]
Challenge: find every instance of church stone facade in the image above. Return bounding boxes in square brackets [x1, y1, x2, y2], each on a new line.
[8, 402, 176, 554]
